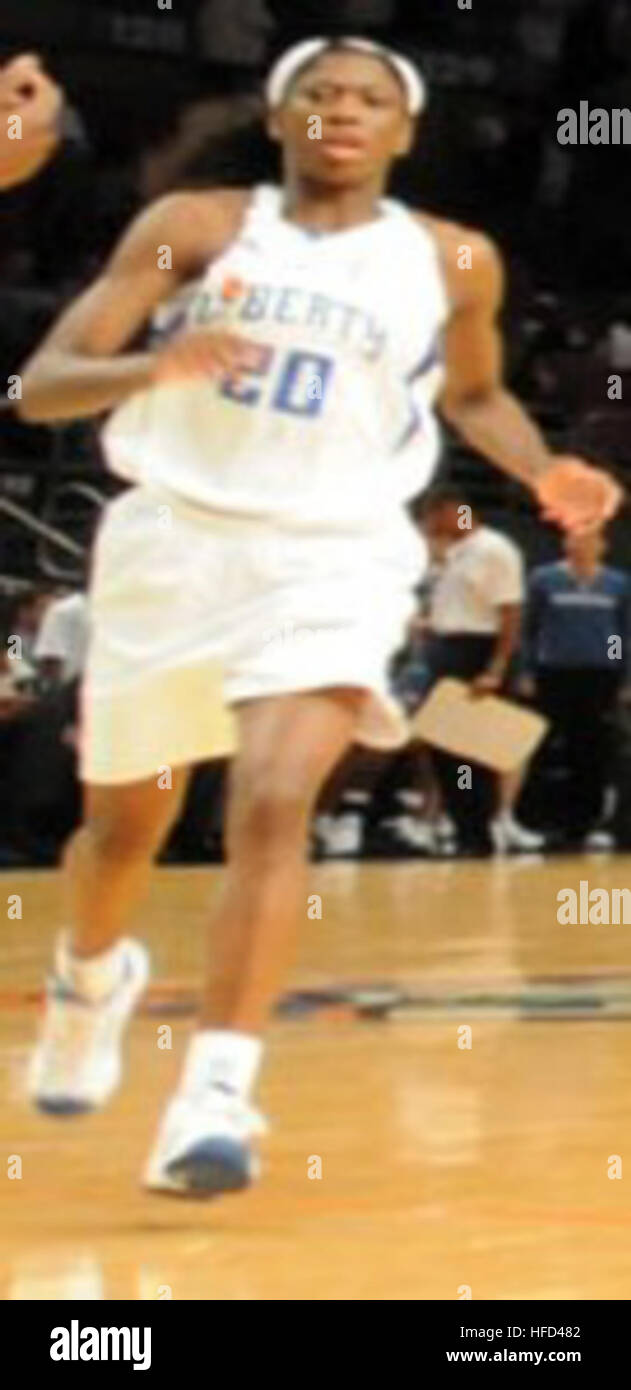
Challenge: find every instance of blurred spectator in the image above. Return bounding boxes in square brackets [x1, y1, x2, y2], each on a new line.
[5, 584, 55, 687]
[313, 739, 438, 859]
[0, 52, 135, 392]
[0, 596, 38, 863]
[420, 487, 542, 856]
[0, 582, 87, 863]
[0, 647, 34, 711]
[197, 0, 274, 66]
[139, 94, 263, 199]
[33, 589, 90, 687]
[0, 53, 98, 291]
[524, 529, 631, 847]
[4, 673, 81, 864]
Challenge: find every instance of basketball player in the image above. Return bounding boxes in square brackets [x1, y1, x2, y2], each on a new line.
[18, 38, 621, 1196]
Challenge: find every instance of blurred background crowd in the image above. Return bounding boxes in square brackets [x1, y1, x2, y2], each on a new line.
[1, 0, 631, 864]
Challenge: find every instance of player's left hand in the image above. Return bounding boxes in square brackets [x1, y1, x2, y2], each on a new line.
[535, 456, 623, 535]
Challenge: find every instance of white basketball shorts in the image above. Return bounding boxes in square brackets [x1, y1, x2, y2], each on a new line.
[80, 485, 426, 784]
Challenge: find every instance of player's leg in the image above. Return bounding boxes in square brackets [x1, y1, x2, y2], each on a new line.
[144, 687, 364, 1196]
[65, 770, 190, 958]
[29, 770, 189, 1114]
[200, 688, 363, 1031]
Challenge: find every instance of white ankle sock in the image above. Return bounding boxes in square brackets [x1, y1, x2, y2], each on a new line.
[180, 1030, 263, 1101]
[58, 935, 126, 1003]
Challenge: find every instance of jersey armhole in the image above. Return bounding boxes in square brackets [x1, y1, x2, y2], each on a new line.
[410, 212, 451, 327]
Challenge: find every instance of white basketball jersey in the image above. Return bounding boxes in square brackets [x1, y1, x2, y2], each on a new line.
[102, 184, 449, 527]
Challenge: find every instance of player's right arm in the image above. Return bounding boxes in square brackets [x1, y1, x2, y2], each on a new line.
[17, 190, 257, 423]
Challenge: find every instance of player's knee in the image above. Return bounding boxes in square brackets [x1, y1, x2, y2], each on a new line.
[82, 811, 157, 862]
[234, 770, 309, 844]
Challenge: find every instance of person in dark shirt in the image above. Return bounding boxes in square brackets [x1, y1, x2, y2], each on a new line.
[0, 53, 133, 385]
[1, 138, 98, 289]
[0, 54, 99, 288]
[524, 529, 631, 845]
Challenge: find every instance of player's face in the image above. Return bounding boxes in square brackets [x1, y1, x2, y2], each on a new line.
[267, 50, 414, 187]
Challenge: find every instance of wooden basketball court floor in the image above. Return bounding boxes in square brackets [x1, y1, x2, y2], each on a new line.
[1, 853, 631, 1302]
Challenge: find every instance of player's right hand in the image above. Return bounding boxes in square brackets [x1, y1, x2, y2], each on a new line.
[152, 328, 265, 385]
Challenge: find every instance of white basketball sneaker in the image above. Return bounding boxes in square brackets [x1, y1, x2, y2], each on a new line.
[28, 936, 149, 1115]
[491, 815, 545, 854]
[143, 1088, 267, 1198]
[313, 811, 363, 858]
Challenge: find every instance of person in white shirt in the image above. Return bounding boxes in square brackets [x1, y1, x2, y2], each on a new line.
[34, 590, 90, 686]
[420, 486, 543, 855]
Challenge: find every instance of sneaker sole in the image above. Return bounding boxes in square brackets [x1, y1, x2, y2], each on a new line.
[147, 1138, 254, 1199]
[35, 1097, 95, 1116]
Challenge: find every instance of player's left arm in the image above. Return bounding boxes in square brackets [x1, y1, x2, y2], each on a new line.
[434, 225, 622, 532]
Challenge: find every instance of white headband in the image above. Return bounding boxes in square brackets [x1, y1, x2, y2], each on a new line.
[265, 37, 426, 116]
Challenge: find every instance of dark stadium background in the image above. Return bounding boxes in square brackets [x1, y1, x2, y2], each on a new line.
[2, 0, 631, 862]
